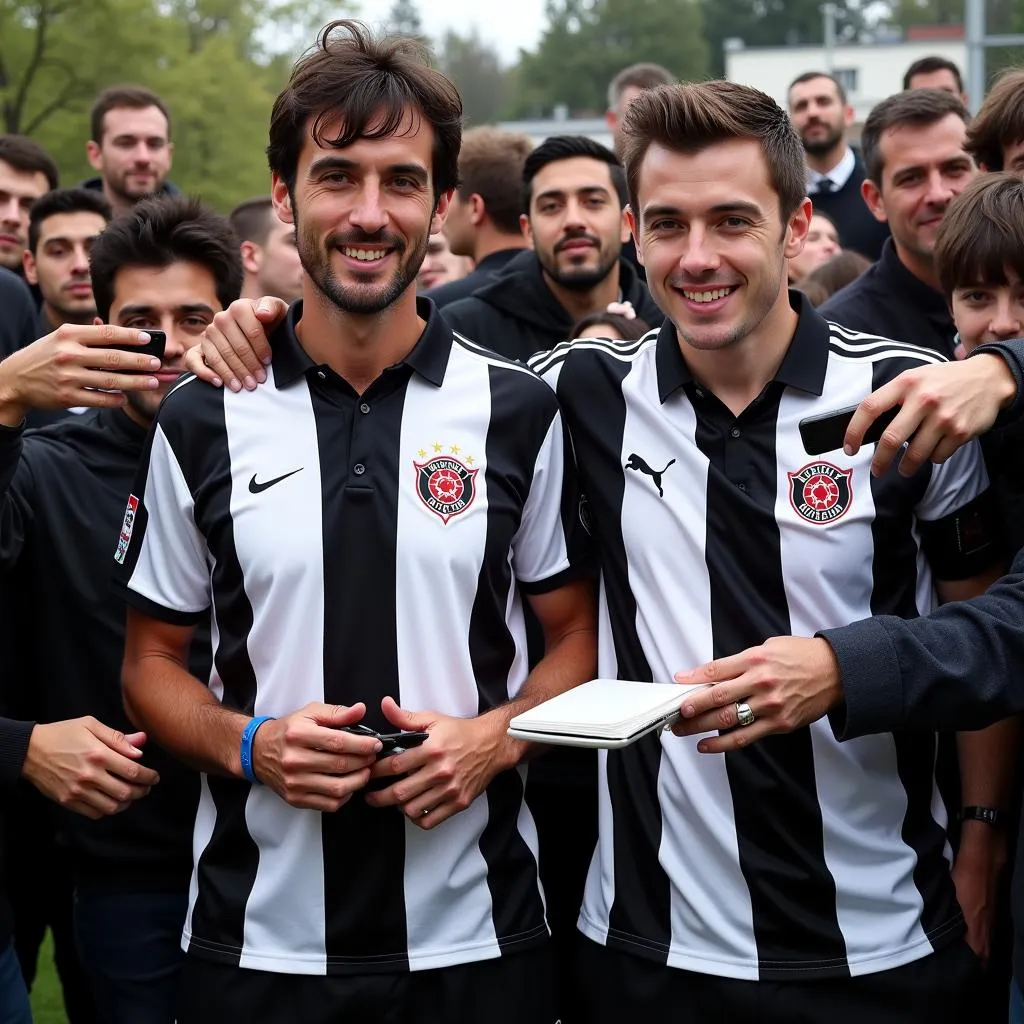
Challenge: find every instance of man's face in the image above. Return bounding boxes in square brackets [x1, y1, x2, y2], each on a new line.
[863, 113, 975, 268]
[256, 216, 303, 304]
[0, 159, 50, 271]
[110, 261, 221, 422]
[631, 139, 809, 353]
[87, 106, 173, 203]
[23, 211, 107, 325]
[907, 69, 964, 101]
[524, 156, 627, 294]
[441, 190, 475, 258]
[607, 84, 645, 158]
[1002, 138, 1024, 175]
[788, 77, 851, 158]
[787, 213, 839, 281]
[951, 270, 1024, 352]
[417, 232, 467, 291]
[274, 109, 449, 316]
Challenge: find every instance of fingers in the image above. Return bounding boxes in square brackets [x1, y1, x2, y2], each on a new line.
[183, 346, 220, 387]
[690, 718, 776, 755]
[280, 767, 372, 812]
[202, 316, 256, 393]
[71, 325, 153, 350]
[380, 695, 432, 732]
[205, 302, 271, 391]
[283, 749, 378, 776]
[85, 718, 144, 755]
[671, 682, 746, 735]
[365, 763, 435, 808]
[71, 367, 163, 396]
[894, 419, 946, 478]
[307, 701, 366, 729]
[844, 382, 902, 457]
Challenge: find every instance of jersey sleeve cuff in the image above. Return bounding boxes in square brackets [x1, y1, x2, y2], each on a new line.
[119, 585, 209, 626]
[518, 560, 594, 596]
[818, 618, 903, 741]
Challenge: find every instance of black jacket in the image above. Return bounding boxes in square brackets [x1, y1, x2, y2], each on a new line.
[0, 408, 207, 891]
[0, 269, 35, 361]
[820, 239, 958, 359]
[442, 250, 664, 361]
[424, 248, 525, 309]
[80, 176, 181, 200]
[809, 150, 890, 262]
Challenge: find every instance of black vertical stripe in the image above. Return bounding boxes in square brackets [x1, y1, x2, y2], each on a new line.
[187, 391, 261, 964]
[311, 377, 410, 972]
[867, 359, 960, 940]
[471, 366, 549, 949]
[559, 356, 672, 959]
[694, 386, 848, 978]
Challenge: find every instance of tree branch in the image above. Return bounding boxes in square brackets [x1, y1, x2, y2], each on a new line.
[22, 75, 81, 135]
[9, 0, 55, 134]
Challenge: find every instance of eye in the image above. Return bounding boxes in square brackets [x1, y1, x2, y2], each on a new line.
[650, 219, 679, 232]
[122, 317, 158, 330]
[959, 290, 991, 304]
[721, 217, 750, 229]
[391, 176, 418, 190]
[181, 316, 210, 330]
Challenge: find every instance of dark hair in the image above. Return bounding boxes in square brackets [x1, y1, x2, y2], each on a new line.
[523, 135, 627, 211]
[803, 250, 872, 300]
[89, 196, 242, 321]
[28, 188, 111, 253]
[965, 67, 1024, 172]
[795, 277, 830, 307]
[267, 19, 462, 199]
[229, 196, 275, 246]
[0, 134, 59, 190]
[457, 127, 532, 235]
[861, 89, 969, 185]
[935, 172, 1024, 298]
[788, 71, 847, 107]
[90, 85, 171, 144]
[607, 63, 676, 111]
[622, 81, 807, 220]
[570, 311, 651, 341]
[903, 56, 964, 94]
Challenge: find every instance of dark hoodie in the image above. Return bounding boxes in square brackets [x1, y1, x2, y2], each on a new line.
[442, 250, 664, 361]
[80, 176, 181, 201]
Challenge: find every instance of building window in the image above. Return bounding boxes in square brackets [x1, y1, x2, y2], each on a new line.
[833, 68, 859, 95]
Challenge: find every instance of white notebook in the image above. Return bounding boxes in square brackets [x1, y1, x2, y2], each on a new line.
[508, 678, 703, 749]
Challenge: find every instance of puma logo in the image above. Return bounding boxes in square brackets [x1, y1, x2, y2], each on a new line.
[625, 453, 676, 498]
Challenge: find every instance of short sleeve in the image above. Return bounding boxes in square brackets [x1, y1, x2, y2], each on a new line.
[114, 422, 210, 624]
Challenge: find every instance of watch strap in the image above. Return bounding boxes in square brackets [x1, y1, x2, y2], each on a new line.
[959, 805, 1005, 827]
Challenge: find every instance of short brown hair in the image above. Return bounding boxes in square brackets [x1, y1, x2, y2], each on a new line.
[620, 81, 807, 220]
[457, 127, 532, 235]
[860, 89, 969, 185]
[607, 63, 676, 111]
[90, 85, 171, 144]
[965, 67, 1024, 172]
[935, 172, 1024, 298]
[229, 196, 275, 246]
[903, 56, 964, 94]
[0, 134, 59, 190]
[803, 250, 871, 300]
[267, 20, 462, 200]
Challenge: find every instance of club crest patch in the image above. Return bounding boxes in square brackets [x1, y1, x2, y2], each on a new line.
[414, 445, 479, 524]
[114, 494, 139, 564]
[788, 462, 853, 524]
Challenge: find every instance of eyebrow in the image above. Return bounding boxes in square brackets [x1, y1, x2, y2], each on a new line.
[308, 155, 429, 182]
[116, 303, 216, 318]
[42, 233, 102, 247]
[642, 201, 764, 221]
[535, 185, 612, 203]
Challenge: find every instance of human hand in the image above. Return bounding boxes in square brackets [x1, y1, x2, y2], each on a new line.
[952, 821, 1008, 967]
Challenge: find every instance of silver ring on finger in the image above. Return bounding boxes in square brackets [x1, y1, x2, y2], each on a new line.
[421, 808, 431, 817]
[735, 702, 756, 728]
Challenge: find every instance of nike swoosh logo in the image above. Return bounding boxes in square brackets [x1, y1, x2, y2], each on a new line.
[249, 468, 302, 494]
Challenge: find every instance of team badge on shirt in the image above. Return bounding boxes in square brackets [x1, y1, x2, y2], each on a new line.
[413, 443, 478, 524]
[114, 494, 140, 564]
[788, 462, 853, 524]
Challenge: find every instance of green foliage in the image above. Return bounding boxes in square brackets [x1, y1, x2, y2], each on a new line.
[511, 0, 708, 118]
[437, 29, 511, 128]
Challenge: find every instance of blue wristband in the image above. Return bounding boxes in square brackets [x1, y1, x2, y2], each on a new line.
[240, 716, 275, 784]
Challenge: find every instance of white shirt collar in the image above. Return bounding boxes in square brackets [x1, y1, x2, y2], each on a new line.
[807, 146, 856, 193]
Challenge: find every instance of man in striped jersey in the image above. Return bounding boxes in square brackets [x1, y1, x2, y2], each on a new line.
[527, 82, 1013, 1022]
[116, 21, 595, 1024]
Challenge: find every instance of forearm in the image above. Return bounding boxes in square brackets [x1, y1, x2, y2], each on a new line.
[956, 717, 1020, 810]
[123, 652, 249, 778]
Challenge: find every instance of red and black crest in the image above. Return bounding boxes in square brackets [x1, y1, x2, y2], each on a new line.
[414, 456, 478, 524]
[788, 461, 853, 524]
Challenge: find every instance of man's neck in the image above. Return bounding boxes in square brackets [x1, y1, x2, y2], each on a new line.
[805, 143, 847, 177]
[680, 289, 799, 417]
[893, 240, 940, 292]
[295, 282, 424, 395]
[103, 183, 136, 218]
[43, 304, 91, 331]
[542, 262, 621, 323]
[472, 227, 528, 265]
[240, 278, 263, 302]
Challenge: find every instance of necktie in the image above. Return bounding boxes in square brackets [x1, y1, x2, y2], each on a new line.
[817, 177, 836, 194]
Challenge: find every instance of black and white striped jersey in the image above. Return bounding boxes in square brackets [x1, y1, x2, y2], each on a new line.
[116, 300, 586, 976]
[530, 292, 1000, 982]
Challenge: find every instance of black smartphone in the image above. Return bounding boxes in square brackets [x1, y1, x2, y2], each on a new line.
[338, 725, 430, 759]
[112, 329, 167, 364]
[799, 403, 902, 456]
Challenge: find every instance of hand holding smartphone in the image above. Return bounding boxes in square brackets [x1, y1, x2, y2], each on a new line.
[799, 403, 902, 456]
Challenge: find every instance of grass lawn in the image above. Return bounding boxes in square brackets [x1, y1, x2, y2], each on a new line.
[28, 933, 68, 1024]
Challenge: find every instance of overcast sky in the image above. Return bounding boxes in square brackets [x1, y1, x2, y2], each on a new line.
[356, 0, 549, 64]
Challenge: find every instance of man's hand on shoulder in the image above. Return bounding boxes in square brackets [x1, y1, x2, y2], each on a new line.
[21, 718, 160, 818]
[0, 323, 163, 427]
[844, 353, 1017, 478]
[184, 297, 287, 392]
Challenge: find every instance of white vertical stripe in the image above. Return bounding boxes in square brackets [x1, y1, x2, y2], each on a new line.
[182, 774, 218, 951]
[220, 374, 329, 974]
[775, 364, 931, 972]
[396, 349, 501, 966]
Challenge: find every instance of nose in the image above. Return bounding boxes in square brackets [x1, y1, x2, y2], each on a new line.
[563, 198, 586, 230]
[680, 225, 720, 277]
[1, 197, 19, 227]
[161, 322, 187, 363]
[349, 181, 388, 235]
[923, 169, 954, 207]
[990, 300, 1023, 339]
[70, 243, 91, 275]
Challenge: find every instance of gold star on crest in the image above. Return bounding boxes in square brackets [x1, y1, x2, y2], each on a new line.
[432, 441, 443, 453]
[417, 448, 427, 458]
[450, 444, 461, 454]
[466, 455, 475, 465]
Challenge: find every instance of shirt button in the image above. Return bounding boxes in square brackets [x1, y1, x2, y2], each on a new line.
[316, 370, 326, 381]
[359, 402, 370, 415]
[730, 426, 741, 439]
[695, 388, 704, 398]
[353, 463, 366, 476]
[737, 482, 747, 492]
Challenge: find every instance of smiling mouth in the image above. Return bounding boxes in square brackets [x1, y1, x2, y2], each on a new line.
[681, 286, 737, 303]
[340, 246, 391, 263]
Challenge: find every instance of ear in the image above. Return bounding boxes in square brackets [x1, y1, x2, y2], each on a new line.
[619, 205, 632, 245]
[783, 198, 813, 261]
[271, 174, 294, 226]
[22, 250, 38, 286]
[86, 140, 103, 172]
[605, 109, 618, 132]
[626, 206, 643, 266]
[843, 105, 855, 127]
[430, 188, 454, 236]
[240, 240, 262, 276]
[469, 193, 486, 227]
[861, 178, 888, 224]
[520, 213, 534, 248]
[165, 140, 175, 165]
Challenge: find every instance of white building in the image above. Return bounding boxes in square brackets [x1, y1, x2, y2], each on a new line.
[725, 37, 967, 124]
[495, 117, 613, 151]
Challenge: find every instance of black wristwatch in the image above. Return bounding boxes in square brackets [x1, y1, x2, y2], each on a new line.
[959, 806, 1005, 827]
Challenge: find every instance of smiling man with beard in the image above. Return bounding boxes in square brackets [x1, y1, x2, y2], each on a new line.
[787, 72, 890, 261]
[442, 135, 663, 360]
